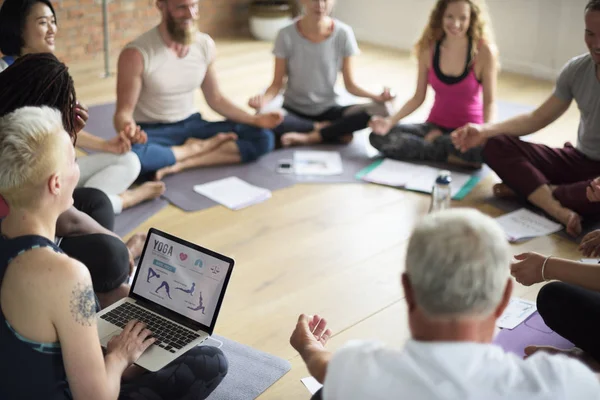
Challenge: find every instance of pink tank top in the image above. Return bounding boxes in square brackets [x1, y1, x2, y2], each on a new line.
[426, 39, 483, 129]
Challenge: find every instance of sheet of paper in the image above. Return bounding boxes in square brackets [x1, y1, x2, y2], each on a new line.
[495, 208, 563, 242]
[580, 258, 600, 264]
[362, 159, 473, 197]
[301, 376, 323, 395]
[497, 298, 537, 330]
[193, 176, 271, 210]
[293, 151, 343, 176]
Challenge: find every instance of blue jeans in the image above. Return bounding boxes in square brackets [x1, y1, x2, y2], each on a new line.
[133, 113, 275, 175]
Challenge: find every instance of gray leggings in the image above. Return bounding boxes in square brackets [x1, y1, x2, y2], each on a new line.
[369, 122, 483, 164]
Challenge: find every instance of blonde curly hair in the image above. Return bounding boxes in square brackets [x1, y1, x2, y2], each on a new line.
[414, 0, 496, 65]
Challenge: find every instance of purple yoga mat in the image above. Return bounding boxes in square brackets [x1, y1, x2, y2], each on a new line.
[113, 198, 169, 237]
[83, 102, 118, 143]
[493, 312, 574, 358]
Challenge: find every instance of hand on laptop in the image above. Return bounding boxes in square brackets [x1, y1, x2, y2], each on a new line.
[107, 320, 156, 366]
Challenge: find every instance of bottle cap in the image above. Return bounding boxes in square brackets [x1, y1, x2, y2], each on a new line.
[436, 170, 452, 185]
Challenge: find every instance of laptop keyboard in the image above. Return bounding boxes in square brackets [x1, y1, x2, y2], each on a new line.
[100, 302, 201, 353]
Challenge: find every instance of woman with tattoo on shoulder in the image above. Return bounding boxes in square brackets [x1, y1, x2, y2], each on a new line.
[0, 107, 227, 399]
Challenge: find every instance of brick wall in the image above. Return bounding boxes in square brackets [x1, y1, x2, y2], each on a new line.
[0, 0, 253, 63]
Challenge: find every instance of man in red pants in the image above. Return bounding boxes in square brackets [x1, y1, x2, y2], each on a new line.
[452, 0, 600, 238]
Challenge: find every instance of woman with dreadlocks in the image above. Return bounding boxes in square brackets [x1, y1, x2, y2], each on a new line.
[0, 0, 166, 214]
[0, 53, 144, 309]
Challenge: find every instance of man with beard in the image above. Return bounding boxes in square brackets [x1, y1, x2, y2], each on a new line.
[114, 0, 283, 180]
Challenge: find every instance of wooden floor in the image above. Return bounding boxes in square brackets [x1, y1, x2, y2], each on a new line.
[72, 39, 583, 399]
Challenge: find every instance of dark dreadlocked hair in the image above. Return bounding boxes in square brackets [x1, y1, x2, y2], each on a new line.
[587, 0, 600, 12]
[0, 52, 78, 142]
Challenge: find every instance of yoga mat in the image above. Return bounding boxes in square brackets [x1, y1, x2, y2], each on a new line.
[113, 198, 169, 237]
[161, 163, 295, 212]
[258, 130, 380, 184]
[205, 336, 291, 400]
[487, 196, 600, 242]
[496, 100, 536, 122]
[84, 102, 118, 142]
[493, 312, 574, 358]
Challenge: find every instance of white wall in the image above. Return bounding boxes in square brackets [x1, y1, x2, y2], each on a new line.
[334, 0, 589, 80]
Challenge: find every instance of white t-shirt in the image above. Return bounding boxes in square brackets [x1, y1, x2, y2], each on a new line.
[323, 340, 600, 400]
[124, 27, 216, 124]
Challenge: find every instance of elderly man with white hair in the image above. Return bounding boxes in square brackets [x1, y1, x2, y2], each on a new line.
[290, 209, 600, 399]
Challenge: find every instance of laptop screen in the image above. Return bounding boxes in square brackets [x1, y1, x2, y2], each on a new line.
[131, 229, 234, 333]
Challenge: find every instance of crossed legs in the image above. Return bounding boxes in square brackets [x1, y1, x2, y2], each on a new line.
[483, 136, 600, 236]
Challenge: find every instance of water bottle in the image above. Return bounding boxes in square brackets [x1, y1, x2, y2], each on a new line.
[430, 170, 452, 213]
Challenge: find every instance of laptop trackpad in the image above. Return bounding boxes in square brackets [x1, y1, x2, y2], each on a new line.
[100, 330, 122, 347]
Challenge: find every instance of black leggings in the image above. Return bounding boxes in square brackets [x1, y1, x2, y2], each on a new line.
[59, 188, 129, 293]
[119, 346, 228, 399]
[273, 105, 371, 142]
[537, 281, 600, 361]
[369, 122, 483, 164]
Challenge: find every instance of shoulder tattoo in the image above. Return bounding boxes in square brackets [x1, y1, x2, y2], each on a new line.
[69, 282, 96, 326]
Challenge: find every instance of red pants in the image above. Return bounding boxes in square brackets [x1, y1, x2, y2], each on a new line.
[483, 135, 600, 217]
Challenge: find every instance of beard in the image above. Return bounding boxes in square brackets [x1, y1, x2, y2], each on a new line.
[166, 11, 196, 45]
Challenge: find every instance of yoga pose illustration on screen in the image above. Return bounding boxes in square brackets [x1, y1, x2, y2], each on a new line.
[175, 282, 196, 296]
[155, 280, 172, 299]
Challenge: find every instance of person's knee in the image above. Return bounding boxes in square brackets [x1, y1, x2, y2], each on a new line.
[240, 128, 275, 162]
[537, 282, 568, 326]
[119, 152, 142, 182]
[189, 346, 229, 379]
[482, 135, 511, 165]
[85, 234, 129, 293]
[369, 131, 387, 150]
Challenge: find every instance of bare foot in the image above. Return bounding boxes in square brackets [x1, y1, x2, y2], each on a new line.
[120, 181, 166, 210]
[524, 346, 600, 370]
[424, 130, 443, 143]
[447, 154, 482, 169]
[314, 121, 331, 131]
[125, 232, 147, 260]
[281, 130, 322, 147]
[524, 345, 574, 358]
[565, 211, 583, 237]
[184, 132, 237, 155]
[154, 163, 181, 181]
[493, 183, 517, 198]
[338, 134, 354, 144]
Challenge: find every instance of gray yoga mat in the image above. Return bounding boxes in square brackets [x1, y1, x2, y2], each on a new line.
[84, 100, 536, 212]
[258, 129, 379, 184]
[205, 336, 291, 400]
[84, 102, 118, 142]
[496, 100, 536, 122]
[486, 195, 600, 242]
[113, 198, 169, 237]
[160, 163, 296, 212]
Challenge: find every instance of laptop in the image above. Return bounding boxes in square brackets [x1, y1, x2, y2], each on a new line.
[97, 228, 235, 371]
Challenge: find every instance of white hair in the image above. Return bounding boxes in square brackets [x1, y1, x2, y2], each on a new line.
[406, 208, 510, 318]
[0, 106, 65, 207]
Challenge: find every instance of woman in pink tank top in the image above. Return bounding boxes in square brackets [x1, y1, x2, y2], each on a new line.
[369, 0, 498, 168]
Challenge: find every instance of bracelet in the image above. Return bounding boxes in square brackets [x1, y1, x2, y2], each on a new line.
[541, 255, 552, 281]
